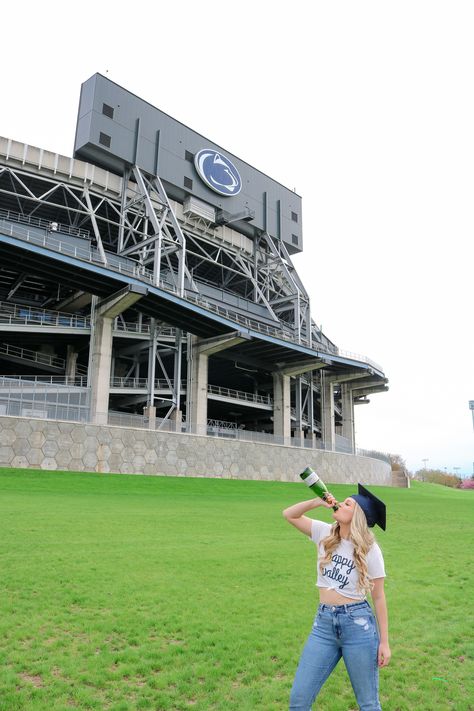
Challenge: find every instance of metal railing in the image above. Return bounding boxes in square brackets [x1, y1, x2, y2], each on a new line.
[0, 219, 383, 374]
[109, 377, 186, 390]
[207, 418, 238, 430]
[0, 343, 87, 375]
[0, 301, 175, 339]
[0, 375, 88, 387]
[356, 448, 391, 464]
[106, 411, 187, 433]
[0, 207, 90, 239]
[0, 301, 90, 329]
[113, 320, 178, 337]
[113, 320, 151, 335]
[0, 342, 65, 369]
[207, 384, 272, 405]
[109, 380, 274, 408]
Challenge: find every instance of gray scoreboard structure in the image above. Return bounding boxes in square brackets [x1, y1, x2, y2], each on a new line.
[74, 73, 302, 252]
[0, 72, 389, 465]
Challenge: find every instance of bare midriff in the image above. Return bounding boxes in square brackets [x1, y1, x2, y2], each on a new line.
[318, 587, 364, 605]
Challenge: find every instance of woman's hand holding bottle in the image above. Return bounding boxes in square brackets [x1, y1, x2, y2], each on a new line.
[320, 492, 338, 509]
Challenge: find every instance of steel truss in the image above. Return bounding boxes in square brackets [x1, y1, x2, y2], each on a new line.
[0, 159, 335, 430]
[0, 162, 327, 343]
[116, 165, 330, 347]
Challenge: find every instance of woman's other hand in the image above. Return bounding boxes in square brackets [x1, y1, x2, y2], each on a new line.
[378, 641, 391, 667]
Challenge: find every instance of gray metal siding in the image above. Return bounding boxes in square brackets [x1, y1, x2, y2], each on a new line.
[74, 74, 303, 253]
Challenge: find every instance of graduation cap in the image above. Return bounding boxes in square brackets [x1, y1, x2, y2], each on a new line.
[350, 484, 386, 530]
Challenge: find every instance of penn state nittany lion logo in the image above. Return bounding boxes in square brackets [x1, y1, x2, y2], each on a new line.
[194, 149, 242, 196]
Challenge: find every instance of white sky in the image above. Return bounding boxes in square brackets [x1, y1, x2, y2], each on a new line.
[2, 1, 473, 474]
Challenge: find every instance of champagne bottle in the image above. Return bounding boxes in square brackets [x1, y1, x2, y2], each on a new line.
[300, 467, 339, 510]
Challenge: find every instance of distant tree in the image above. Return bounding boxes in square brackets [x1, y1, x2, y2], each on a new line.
[459, 479, 474, 489]
[388, 454, 410, 476]
[414, 468, 462, 488]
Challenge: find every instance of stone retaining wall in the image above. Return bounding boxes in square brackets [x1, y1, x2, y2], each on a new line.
[0, 416, 392, 485]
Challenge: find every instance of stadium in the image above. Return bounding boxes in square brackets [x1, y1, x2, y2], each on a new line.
[0, 73, 395, 484]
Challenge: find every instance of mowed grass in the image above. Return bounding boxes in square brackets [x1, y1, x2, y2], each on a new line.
[0, 470, 472, 711]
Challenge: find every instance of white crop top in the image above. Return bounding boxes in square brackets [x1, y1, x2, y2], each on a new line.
[310, 519, 386, 600]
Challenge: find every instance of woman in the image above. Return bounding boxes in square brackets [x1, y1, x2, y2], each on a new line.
[283, 484, 390, 710]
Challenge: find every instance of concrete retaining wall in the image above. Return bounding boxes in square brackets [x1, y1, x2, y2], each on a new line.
[0, 416, 392, 485]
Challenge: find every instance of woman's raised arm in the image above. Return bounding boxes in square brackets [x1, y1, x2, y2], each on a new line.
[283, 494, 337, 536]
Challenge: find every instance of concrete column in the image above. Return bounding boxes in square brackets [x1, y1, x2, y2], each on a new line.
[187, 336, 208, 435]
[294, 376, 304, 443]
[308, 374, 315, 433]
[341, 383, 355, 453]
[89, 315, 113, 425]
[143, 405, 156, 430]
[66, 345, 78, 381]
[273, 372, 291, 443]
[186, 331, 250, 436]
[305, 430, 317, 447]
[321, 379, 335, 451]
[89, 284, 147, 426]
[170, 408, 183, 432]
[171, 327, 183, 432]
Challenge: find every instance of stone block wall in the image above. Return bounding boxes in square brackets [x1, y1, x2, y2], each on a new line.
[0, 416, 392, 485]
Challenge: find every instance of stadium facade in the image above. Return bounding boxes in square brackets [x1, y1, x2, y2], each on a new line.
[0, 74, 390, 480]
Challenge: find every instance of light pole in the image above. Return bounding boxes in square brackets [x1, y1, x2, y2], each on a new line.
[421, 458, 428, 481]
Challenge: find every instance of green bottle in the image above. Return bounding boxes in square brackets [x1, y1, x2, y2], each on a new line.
[300, 467, 339, 510]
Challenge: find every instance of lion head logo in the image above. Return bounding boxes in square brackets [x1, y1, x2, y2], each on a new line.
[194, 149, 242, 196]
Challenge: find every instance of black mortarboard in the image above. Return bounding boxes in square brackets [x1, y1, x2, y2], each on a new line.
[350, 484, 386, 530]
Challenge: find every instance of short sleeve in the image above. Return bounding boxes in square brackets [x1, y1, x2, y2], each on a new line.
[367, 542, 386, 579]
[310, 519, 332, 545]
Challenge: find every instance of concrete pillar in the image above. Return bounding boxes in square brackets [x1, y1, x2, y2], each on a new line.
[341, 383, 355, 453]
[187, 336, 208, 435]
[170, 407, 183, 432]
[273, 372, 291, 443]
[66, 345, 78, 381]
[308, 374, 315, 433]
[321, 379, 335, 451]
[172, 328, 183, 432]
[89, 284, 147, 426]
[89, 315, 113, 425]
[186, 331, 249, 436]
[143, 405, 156, 430]
[293, 376, 304, 443]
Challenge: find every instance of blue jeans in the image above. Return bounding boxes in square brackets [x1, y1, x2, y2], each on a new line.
[289, 600, 381, 710]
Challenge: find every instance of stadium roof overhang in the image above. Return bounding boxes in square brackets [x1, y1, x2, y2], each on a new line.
[0, 231, 385, 382]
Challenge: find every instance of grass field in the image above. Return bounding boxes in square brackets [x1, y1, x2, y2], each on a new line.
[0, 468, 472, 711]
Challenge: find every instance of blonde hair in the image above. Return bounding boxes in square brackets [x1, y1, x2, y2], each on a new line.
[319, 501, 376, 596]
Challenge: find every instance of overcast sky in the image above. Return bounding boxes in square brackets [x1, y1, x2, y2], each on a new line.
[2, 1, 473, 474]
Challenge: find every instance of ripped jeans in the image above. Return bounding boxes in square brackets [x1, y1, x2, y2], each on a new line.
[289, 600, 381, 710]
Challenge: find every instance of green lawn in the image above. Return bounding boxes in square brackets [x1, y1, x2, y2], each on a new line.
[0, 469, 472, 710]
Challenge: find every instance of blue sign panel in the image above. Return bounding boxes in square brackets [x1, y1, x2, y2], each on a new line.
[194, 149, 242, 197]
